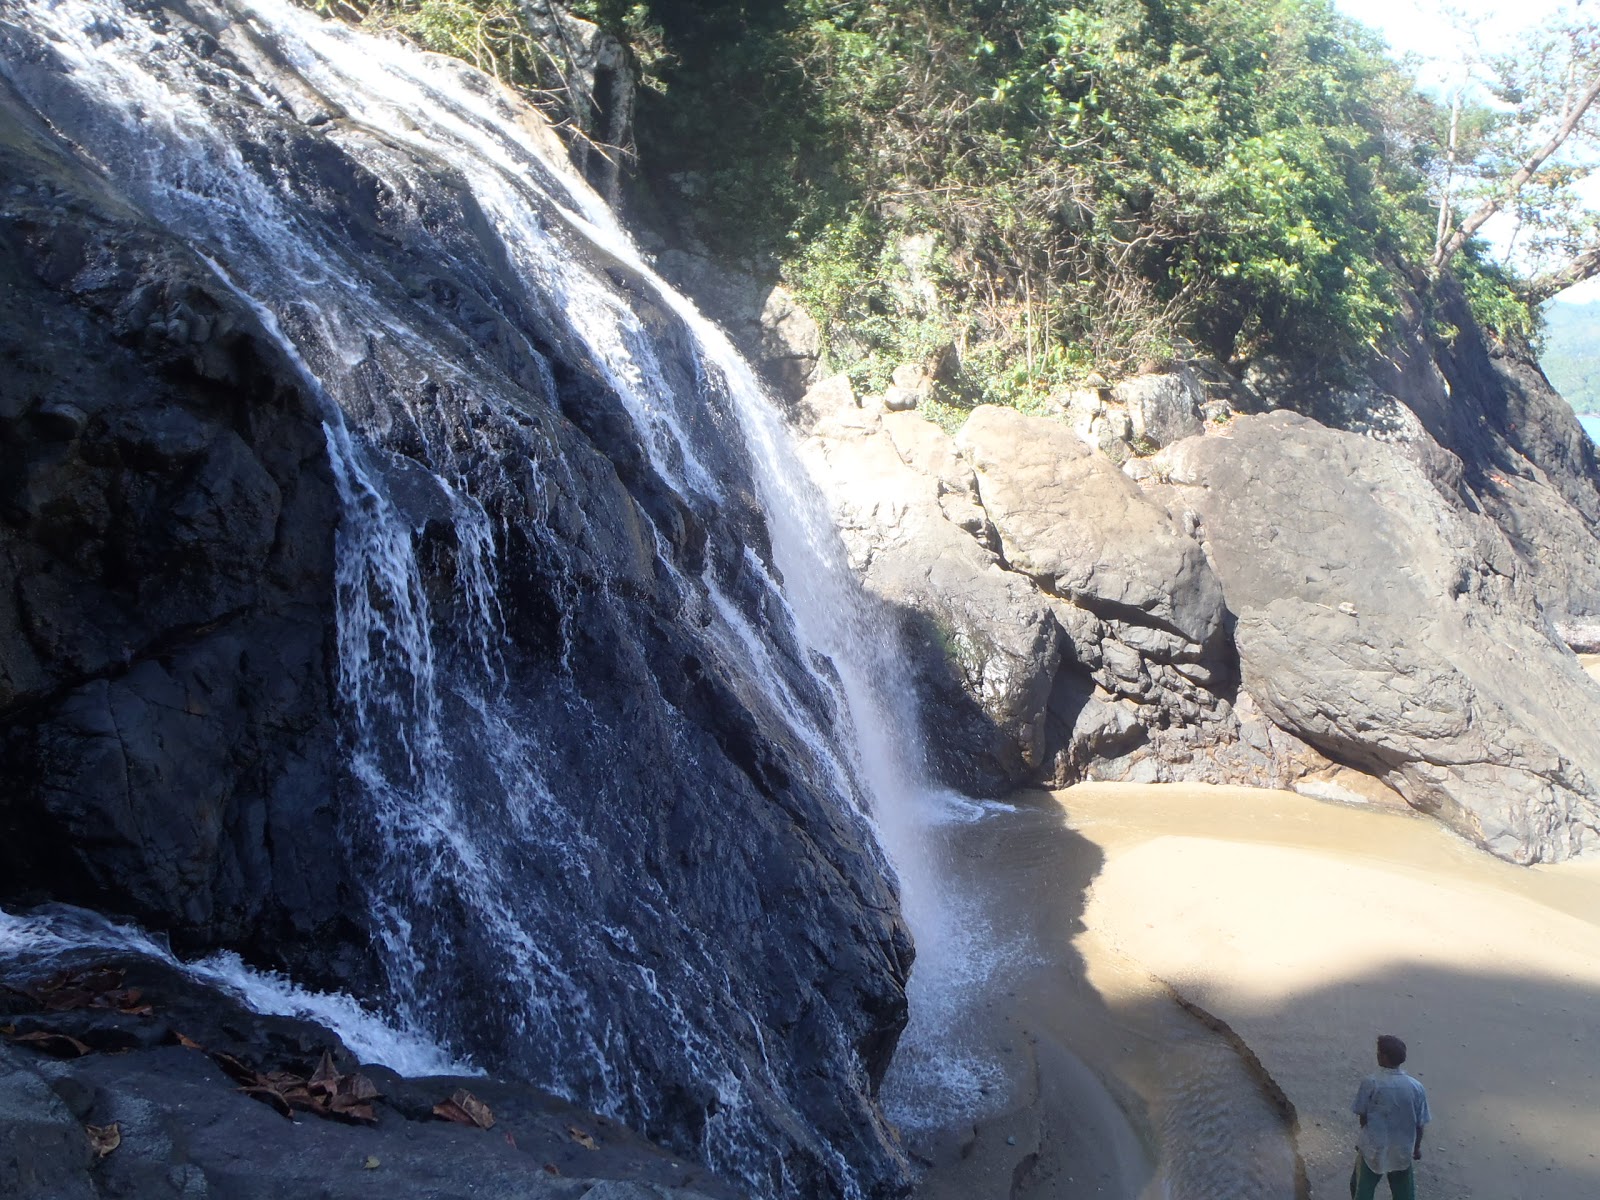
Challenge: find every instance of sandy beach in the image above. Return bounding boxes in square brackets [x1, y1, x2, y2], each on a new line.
[1063, 782, 1600, 1200]
[904, 651, 1600, 1199]
[907, 737, 1600, 1200]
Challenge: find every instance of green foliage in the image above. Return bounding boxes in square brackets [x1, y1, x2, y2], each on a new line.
[305, 0, 1549, 406]
[1452, 253, 1540, 343]
[609, 0, 1453, 400]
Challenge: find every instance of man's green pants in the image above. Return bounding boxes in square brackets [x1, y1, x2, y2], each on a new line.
[1350, 1157, 1416, 1200]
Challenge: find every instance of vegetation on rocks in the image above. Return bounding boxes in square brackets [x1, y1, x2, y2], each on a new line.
[595, 0, 1529, 404]
[315, 0, 1600, 409]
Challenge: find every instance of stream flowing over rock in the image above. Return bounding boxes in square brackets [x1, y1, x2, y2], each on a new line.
[0, 2, 928, 1195]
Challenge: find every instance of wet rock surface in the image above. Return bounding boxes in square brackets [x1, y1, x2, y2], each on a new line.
[0, 953, 740, 1200]
[0, 90, 346, 963]
[0, 3, 911, 1196]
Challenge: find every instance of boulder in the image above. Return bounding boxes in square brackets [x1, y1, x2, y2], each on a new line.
[0, 955, 742, 1200]
[796, 395, 1270, 791]
[1111, 368, 1205, 449]
[1164, 411, 1600, 862]
[956, 406, 1224, 652]
[796, 387, 1056, 788]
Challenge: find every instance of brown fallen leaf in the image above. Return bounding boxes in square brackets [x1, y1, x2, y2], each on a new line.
[11, 1030, 92, 1058]
[209, 1051, 259, 1087]
[85, 1123, 121, 1159]
[342, 1072, 380, 1103]
[308, 1050, 339, 1093]
[432, 1088, 494, 1129]
[27, 966, 151, 1018]
[566, 1124, 597, 1150]
[171, 1032, 204, 1051]
[453, 1089, 494, 1129]
[328, 1100, 374, 1126]
[238, 1085, 295, 1120]
[543, 1163, 561, 1176]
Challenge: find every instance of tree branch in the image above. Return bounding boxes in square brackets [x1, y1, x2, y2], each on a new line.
[1433, 72, 1600, 267]
[1520, 240, 1600, 304]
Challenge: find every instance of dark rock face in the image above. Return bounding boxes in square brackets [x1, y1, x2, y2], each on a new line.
[0, 3, 912, 1196]
[0, 951, 742, 1200]
[1302, 280, 1600, 648]
[0, 96, 345, 959]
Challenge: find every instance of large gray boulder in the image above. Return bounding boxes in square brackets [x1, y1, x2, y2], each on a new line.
[1163, 411, 1600, 862]
[957, 406, 1223, 649]
[798, 386, 1066, 787]
[1111, 368, 1205, 449]
[797, 391, 1302, 791]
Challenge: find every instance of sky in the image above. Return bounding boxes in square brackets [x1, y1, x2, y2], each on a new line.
[1332, 0, 1571, 71]
[1331, 0, 1600, 302]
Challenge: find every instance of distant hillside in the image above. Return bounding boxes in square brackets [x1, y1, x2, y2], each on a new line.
[1540, 301, 1600, 414]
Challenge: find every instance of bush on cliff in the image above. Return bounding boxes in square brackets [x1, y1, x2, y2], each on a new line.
[311, 0, 1537, 405]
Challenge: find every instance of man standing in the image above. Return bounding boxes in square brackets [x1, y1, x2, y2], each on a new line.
[1350, 1034, 1431, 1200]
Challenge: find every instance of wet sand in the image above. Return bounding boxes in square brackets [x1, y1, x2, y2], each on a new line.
[907, 771, 1600, 1200]
[904, 796, 1300, 1200]
[1062, 782, 1600, 1200]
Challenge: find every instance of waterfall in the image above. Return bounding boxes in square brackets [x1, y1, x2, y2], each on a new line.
[0, 1, 1012, 1193]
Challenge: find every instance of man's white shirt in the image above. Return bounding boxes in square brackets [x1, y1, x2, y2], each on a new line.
[1352, 1065, 1431, 1173]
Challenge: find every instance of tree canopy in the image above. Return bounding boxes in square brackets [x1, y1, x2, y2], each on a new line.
[322, 0, 1574, 404]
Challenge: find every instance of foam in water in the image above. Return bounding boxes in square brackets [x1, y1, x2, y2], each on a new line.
[0, 905, 465, 1077]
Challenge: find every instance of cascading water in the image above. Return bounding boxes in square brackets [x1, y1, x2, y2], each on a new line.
[0, 1, 1014, 1194]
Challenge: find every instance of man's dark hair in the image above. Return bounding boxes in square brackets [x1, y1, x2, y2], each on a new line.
[1377, 1034, 1407, 1065]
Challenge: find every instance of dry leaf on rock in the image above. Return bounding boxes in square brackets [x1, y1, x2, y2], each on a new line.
[567, 1124, 597, 1150]
[24, 966, 152, 1016]
[212, 1050, 379, 1124]
[85, 1123, 121, 1159]
[432, 1089, 494, 1129]
[239, 1085, 295, 1120]
[172, 1032, 204, 1051]
[363, 1156, 381, 1170]
[11, 1030, 92, 1058]
[209, 1051, 260, 1087]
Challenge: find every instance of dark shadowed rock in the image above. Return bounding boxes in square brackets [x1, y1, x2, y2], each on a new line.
[0, 95, 344, 962]
[0, 953, 741, 1200]
[0, 4, 912, 1196]
[1164, 411, 1600, 862]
